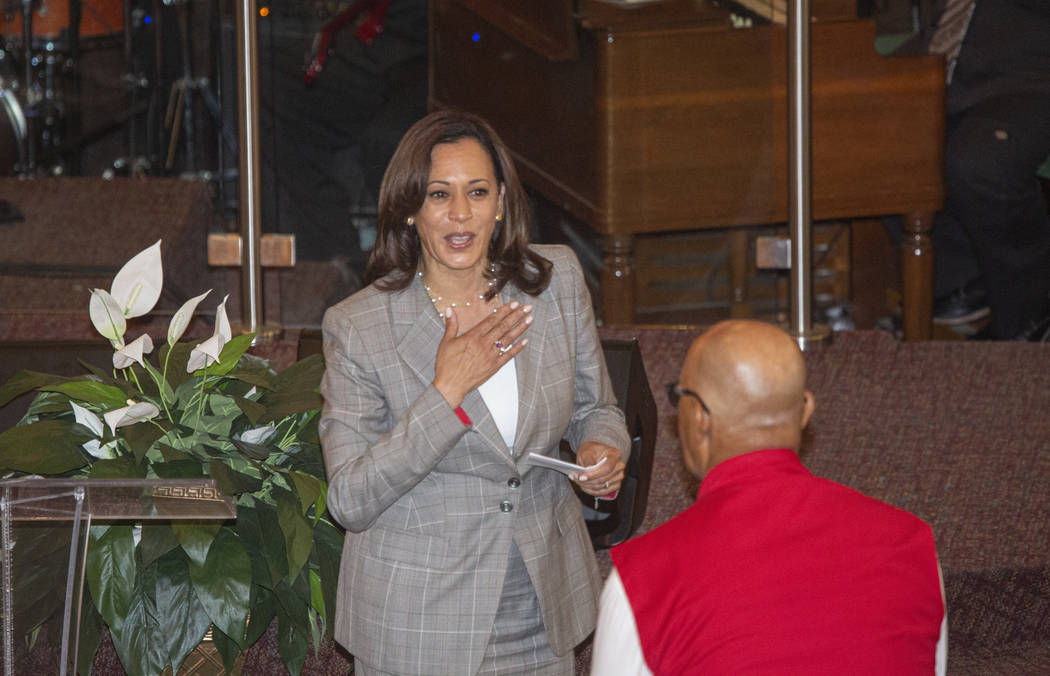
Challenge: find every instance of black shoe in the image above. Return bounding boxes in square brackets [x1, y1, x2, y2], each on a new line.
[933, 282, 990, 326]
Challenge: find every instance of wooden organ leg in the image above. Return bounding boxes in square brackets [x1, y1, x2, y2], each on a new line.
[901, 211, 934, 341]
[729, 229, 751, 318]
[601, 233, 636, 325]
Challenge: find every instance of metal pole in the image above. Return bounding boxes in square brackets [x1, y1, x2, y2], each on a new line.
[235, 0, 263, 336]
[787, 0, 830, 349]
[2, 489, 13, 676]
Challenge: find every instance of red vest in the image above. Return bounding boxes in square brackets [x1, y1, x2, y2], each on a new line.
[612, 449, 944, 675]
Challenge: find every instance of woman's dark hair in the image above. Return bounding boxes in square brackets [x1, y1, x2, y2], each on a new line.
[365, 109, 552, 297]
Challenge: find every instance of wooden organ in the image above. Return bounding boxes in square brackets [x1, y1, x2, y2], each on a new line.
[428, 0, 945, 338]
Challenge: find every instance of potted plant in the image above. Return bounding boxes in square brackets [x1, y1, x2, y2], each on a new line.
[0, 241, 343, 675]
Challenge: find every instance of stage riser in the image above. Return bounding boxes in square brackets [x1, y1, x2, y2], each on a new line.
[0, 176, 225, 320]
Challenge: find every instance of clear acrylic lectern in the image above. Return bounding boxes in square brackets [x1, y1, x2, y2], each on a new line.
[0, 478, 235, 676]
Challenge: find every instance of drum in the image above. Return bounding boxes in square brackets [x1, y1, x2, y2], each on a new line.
[0, 0, 123, 42]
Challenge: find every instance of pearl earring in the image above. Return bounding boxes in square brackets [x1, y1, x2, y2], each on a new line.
[406, 217, 415, 226]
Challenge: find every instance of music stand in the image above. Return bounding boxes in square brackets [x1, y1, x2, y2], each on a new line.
[0, 478, 236, 676]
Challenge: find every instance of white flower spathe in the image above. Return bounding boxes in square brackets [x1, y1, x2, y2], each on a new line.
[102, 400, 160, 436]
[82, 438, 119, 460]
[89, 289, 127, 344]
[238, 424, 276, 445]
[70, 401, 105, 436]
[113, 334, 154, 369]
[168, 289, 211, 346]
[111, 239, 163, 318]
[70, 402, 119, 459]
[187, 294, 232, 373]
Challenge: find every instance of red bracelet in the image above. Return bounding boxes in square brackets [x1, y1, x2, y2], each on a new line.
[453, 406, 472, 426]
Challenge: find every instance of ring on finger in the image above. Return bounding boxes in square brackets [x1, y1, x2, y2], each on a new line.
[604, 480, 609, 489]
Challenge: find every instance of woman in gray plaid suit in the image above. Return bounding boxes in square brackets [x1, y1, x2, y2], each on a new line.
[319, 109, 631, 675]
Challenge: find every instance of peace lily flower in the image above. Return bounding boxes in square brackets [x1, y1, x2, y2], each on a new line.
[187, 294, 231, 373]
[70, 402, 119, 459]
[88, 288, 127, 346]
[102, 399, 160, 436]
[168, 289, 212, 346]
[111, 239, 163, 319]
[89, 240, 164, 346]
[112, 334, 154, 369]
[238, 424, 277, 445]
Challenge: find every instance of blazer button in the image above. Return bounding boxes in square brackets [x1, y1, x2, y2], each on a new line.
[507, 477, 521, 489]
[499, 500, 513, 513]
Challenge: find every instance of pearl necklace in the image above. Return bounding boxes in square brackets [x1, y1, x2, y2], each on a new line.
[418, 268, 499, 315]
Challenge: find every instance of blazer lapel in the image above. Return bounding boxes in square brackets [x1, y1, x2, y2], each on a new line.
[503, 284, 549, 460]
[394, 282, 444, 385]
[394, 276, 517, 465]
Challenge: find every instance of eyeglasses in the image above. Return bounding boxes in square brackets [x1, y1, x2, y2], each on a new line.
[667, 383, 711, 414]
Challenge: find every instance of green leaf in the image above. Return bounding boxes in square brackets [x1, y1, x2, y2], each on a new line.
[88, 455, 145, 479]
[211, 623, 245, 674]
[139, 523, 180, 569]
[0, 370, 67, 408]
[209, 459, 263, 497]
[275, 577, 311, 676]
[78, 360, 113, 382]
[258, 355, 324, 423]
[111, 559, 168, 675]
[188, 528, 252, 647]
[39, 381, 128, 407]
[155, 549, 212, 671]
[235, 503, 287, 589]
[208, 394, 241, 419]
[24, 390, 82, 418]
[86, 524, 136, 635]
[231, 438, 271, 461]
[159, 342, 194, 390]
[75, 591, 104, 676]
[142, 359, 176, 405]
[153, 459, 208, 479]
[232, 395, 267, 424]
[195, 334, 255, 378]
[9, 524, 68, 633]
[276, 488, 313, 583]
[158, 443, 194, 463]
[230, 353, 277, 390]
[287, 471, 323, 518]
[314, 519, 344, 631]
[0, 420, 91, 474]
[122, 420, 166, 464]
[172, 521, 222, 567]
[245, 584, 278, 647]
[309, 569, 326, 639]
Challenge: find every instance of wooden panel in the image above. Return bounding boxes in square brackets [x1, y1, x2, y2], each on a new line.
[594, 19, 944, 234]
[632, 222, 852, 324]
[449, 0, 578, 61]
[207, 234, 296, 268]
[579, 0, 854, 29]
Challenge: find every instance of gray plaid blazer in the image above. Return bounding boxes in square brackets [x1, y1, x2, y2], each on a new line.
[319, 244, 630, 675]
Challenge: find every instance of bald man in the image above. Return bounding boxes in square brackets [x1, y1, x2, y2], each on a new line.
[590, 321, 947, 675]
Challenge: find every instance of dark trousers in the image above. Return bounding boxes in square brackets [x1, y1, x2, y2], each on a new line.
[935, 92, 1050, 338]
[932, 0, 1050, 338]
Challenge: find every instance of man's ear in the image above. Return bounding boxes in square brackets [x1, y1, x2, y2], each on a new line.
[695, 400, 713, 433]
[800, 390, 815, 429]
